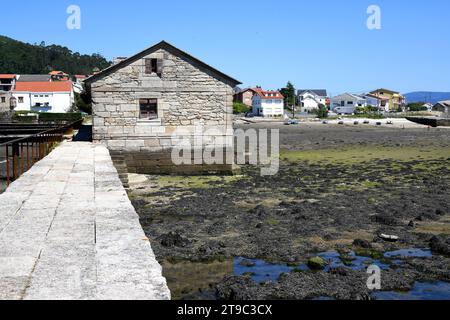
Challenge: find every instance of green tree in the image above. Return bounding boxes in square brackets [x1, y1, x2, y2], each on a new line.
[233, 102, 250, 115]
[317, 104, 328, 118]
[0, 35, 111, 75]
[74, 92, 92, 114]
[280, 81, 296, 107]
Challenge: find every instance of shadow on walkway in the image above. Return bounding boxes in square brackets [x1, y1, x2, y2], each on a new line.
[73, 125, 93, 142]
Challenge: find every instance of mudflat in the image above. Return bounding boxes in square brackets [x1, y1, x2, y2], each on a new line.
[129, 123, 450, 300]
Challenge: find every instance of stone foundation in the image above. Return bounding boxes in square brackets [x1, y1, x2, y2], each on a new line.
[111, 148, 235, 179]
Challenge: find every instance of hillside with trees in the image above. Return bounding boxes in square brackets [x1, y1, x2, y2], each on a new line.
[0, 35, 111, 75]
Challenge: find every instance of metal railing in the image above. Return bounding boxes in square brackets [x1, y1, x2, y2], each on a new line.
[0, 120, 83, 186]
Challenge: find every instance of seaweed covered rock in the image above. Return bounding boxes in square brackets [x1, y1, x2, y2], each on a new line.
[216, 276, 262, 300]
[307, 256, 328, 270]
[430, 236, 450, 256]
[353, 239, 372, 249]
[158, 232, 191, 248]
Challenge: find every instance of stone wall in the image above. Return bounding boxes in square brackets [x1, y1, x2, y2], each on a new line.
[0, 92, 11, 114]
[90, 48, 234, 153]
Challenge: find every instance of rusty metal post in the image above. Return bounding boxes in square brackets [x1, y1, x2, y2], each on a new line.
[12, 143, 19, 180]
[6, 145, 10, 186]
[20, 143, 24, 176]
[27, 142, 30, 170]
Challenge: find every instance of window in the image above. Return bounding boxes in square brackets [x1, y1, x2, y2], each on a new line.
[139, 99, 158, 120]
[341, 101, 345, 107]
[347, 101, 354, 105]
[18, 97, 24, 103]
[34, 95, 39, 98]
[145, 58, 160, 75]
[1, 97, 5, 103]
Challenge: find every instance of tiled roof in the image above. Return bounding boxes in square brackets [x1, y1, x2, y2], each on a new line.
[366, 93, 390, 101]
[0, 74, 16, 79]
[14, 81, 73, 93]
[298, 89, 327, 97]
[253, 88, 284, 100]
[17, 75, 52, 82]
[49, 71, 68, 76]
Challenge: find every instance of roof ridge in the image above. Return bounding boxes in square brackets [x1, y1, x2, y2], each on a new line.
[85, 41, 241, 87]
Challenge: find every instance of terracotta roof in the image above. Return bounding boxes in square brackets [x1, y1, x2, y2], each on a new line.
[0, 74, 16, 79]
[49, 71, 68, 76]
[17, 74, 52, 82]
[14, 81, 73, 93]
[253, 88, 284, 100]
[366, 93, 390, 101]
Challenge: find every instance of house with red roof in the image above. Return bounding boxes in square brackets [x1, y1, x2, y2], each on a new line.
[49, 71, 70, 81]
[0, 75, 16, 113]
[252, 88, 285, 117]
[12, 81, 74, 113]
[0, 74, 17, 92]
[233, 88, 257, 107]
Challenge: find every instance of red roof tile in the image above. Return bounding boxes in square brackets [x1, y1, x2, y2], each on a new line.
[253, 88, 284, 100]
[14, 81, 73, 93]
[49, 71, 68, 76]
[0, 74, 16, 79]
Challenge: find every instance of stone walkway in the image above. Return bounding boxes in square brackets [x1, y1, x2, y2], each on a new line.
[0, 142, 170, 300]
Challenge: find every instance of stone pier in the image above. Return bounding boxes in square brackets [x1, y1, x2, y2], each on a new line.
[0, 142, 170, 300]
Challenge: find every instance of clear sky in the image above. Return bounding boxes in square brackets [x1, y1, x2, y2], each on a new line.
[2, 0, 450, 94]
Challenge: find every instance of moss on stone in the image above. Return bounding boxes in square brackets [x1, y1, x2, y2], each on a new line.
[307, 256, 328, 270]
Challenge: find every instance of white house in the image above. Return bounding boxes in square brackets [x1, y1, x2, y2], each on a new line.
[364, 93, 390, 112]
[331, 93, 367, 115]
[13, 81, 74, 113]
[72, 75, 88, 94]
[433, 100, 450, 115]
[298, 89, 328, 111]
[252, 88, 284, 117]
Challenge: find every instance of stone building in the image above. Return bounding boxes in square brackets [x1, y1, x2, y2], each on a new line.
[85, 41, 241, 176]
[0, 91, 12, 114]
[233, 88, 256, 107]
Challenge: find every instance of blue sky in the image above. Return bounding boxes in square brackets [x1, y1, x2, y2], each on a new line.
[2, 0, 450, 94]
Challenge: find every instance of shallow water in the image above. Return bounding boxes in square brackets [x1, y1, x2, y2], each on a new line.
[234, 251, 393, 285]
[384, 248, 432, 259]
[372, 281, 450, 300]
[234, 257, 296, 283]
[318, 251, 390, 271]
[164, 249, 442, 299]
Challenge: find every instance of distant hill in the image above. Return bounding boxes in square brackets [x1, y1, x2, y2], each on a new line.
[404, 92, 450, 104]
[0, 35, 111, 75]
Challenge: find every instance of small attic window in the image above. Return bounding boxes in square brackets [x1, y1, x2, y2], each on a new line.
[145, 58, 162, 76]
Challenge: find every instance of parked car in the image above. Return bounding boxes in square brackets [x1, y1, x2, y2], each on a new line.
[245, 112, 255, 118]
[285, 119, 299, 125]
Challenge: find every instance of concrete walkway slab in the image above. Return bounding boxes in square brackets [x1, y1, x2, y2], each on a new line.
[0, 141, 170, 300]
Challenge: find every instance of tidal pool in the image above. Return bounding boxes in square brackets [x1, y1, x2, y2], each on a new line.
[372, 281, 450, 300]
